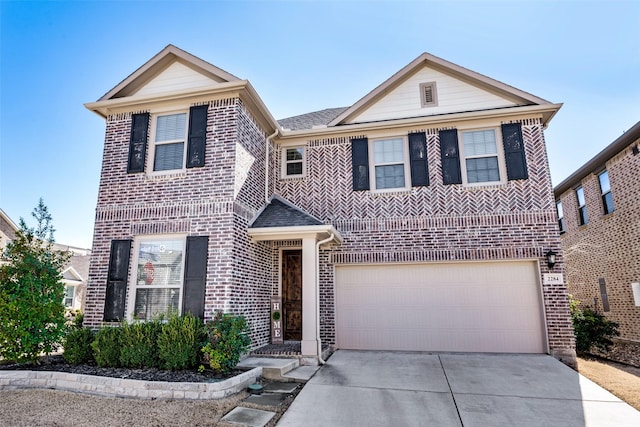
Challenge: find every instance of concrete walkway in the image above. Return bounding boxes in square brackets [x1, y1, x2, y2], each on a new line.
[276, 350, 640, 427]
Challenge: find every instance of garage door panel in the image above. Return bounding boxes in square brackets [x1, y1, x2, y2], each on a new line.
[336, 261, 544, 353]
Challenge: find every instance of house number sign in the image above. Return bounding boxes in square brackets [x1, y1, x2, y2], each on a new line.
[271, 296, 283, 344]
[543, 273, 563, 285]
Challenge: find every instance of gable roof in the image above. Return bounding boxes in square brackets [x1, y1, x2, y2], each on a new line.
[328, 52, 556, 127]
[99, 44, 239, 101]
[554, 120, 640, 196]
[250, 196, 324, 228]
[278, 107, 349, 131]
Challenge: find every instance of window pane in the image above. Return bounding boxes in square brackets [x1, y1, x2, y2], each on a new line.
[64, 286, 74, 307]
[463, 130, 497, 156]
[576, 187, 585, 206]
[286, 148, 304, 161]
[556, 201, 564, 218]
[154, 142, 184, 171]
[598, 171, 610, 194]
[466, 157, 500, 183]
[133, 288, 180, 320]
[136, 239, 184, 287]
[375, 164, 405, 189]
[286, 162, 303, 175]
[603, 192, 614, 214]
[156, 113, 186, 142]
[374, 138, 404, 163]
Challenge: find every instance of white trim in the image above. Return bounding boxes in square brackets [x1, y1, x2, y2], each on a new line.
[280, 146, 306, 179]
[368, 136, 412, 193]
[248, 225, 343, 244]
[458, 127, 507, 187]
[126, 234, 187, 320]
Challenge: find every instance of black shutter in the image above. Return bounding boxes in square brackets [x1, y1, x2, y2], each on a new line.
[439, 129, 462, 185]
[186, 105, 208, 168]
[501, 123, 528, 180]
[182, 236, 209, 319]
[408, 132, 429, 187]
[127, 113, 149, 173]
[351, 137, 370, 191]
[104, 240, 132, 322]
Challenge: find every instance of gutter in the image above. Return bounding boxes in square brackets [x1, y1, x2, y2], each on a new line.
[315, 232, 335, 365]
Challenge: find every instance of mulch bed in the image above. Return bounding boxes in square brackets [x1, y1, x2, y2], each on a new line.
[589, 340, 640, 368]
[0, 355, 244, 383]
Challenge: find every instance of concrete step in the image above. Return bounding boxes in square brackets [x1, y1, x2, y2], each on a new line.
[281, 365, 321, 383]
[237, 357, 299, 380]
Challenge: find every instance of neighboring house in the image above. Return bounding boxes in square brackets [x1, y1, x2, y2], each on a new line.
[84, 45, 576, 364]
[0, 209, 90, 311]
[554, 121, 640, 342]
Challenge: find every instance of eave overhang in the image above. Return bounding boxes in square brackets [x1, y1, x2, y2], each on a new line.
[248, 224, 343, 245]
[276, 103, 562, 142]
[85, 80, 280, 134]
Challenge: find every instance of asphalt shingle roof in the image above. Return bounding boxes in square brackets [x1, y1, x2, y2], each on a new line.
[250, 198, 323, 228]
[278, 107, 348, 131]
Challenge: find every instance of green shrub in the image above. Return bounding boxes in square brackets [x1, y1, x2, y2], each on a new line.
[569, 294, 620, 354]
[0, 200, 70, 363]
[201, 311, 251, 374]
[91, 327, 122, 367]
[158, 313, 204, 370]
[63, 328, 95, 364]
[119, 320, 161, 368]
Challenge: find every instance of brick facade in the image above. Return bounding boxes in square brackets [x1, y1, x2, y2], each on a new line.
[556, 133, 640, 342]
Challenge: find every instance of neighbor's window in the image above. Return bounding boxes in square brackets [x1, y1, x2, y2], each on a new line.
[598, 170, 614, 214]
[64, 285, 75, 308]
[576, 186, 588, 225]
[461, 129, 501, 184]
[131, 237, 185, 320]
[556, 200, 566, 234]
[282, 147, 305, 177]
[152, 112, 188, 172]
[371, 137, 409, 190]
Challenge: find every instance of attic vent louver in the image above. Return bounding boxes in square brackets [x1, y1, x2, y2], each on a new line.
[420, 82, 438, 108]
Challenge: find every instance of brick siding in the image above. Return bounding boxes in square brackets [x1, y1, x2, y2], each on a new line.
[558, 138, 640, 342]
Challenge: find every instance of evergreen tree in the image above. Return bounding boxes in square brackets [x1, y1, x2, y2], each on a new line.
[0, 199, 70, 363]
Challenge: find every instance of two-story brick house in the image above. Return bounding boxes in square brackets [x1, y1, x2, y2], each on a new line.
[84, 45, 575, 364]
[554, 121, 640, 342]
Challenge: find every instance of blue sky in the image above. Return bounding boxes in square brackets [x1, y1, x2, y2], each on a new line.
[1, 0, 639, 248]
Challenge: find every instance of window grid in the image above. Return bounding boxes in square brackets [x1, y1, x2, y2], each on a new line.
[284, 147, 305, 177]
[461, 129, 501, 184]
[153, 112, 187, 172]
[372, 138, 407, 190]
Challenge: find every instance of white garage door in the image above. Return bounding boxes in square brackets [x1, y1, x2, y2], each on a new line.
[335, 261, 545, 353]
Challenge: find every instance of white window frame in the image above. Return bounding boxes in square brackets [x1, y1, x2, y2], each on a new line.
[458, 127, 507, 187]
[63, 284, 75, 308]
[148, 108, 189, 175]
[281, 146, 306, 178]
[368, 136, 411, 192]
[126, 234, 187, 320]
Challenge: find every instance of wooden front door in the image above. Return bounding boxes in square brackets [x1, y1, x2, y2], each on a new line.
[282, 250, 302, 340]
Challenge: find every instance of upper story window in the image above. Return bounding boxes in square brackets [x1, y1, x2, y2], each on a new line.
[556, 200, 565, 234]
[371, 137, 410, 191]
[598, 170, 614, 214]
[64, 285, 75, 308]
[152, 112, 188, 172]
[419, 82, 438, 108]
[282, 147, 305, 178]
[576, 186, 588, 225]
[460, 129, 504, 185]
[129, 236, 185, 320]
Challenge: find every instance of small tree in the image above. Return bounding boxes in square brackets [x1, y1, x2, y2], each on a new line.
[569, 294, 620, 355]
[0, 199, 70, 363]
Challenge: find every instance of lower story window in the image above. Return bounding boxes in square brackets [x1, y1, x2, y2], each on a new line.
[131, 237, 185, 320]
[64, 285, 75, 308]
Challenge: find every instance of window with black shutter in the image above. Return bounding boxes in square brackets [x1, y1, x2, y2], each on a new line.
[408, 132, 429, 186]
[187, 105, 208, 168]
[127, 113, 149, 173]
[351, 137, 370, 191]
[501, 123, 528, 181]
[104, 240, 132, 322]
[439, 129, 462, 185]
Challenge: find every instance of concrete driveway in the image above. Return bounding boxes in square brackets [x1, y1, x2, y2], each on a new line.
[276, 350, 640, 427]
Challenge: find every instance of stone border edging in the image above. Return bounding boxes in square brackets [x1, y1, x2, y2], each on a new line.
[0, 367, 261, 400]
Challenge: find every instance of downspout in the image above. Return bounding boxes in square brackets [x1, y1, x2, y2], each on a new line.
[316, 232, 334, 365]
[265, 128, 279, 203]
